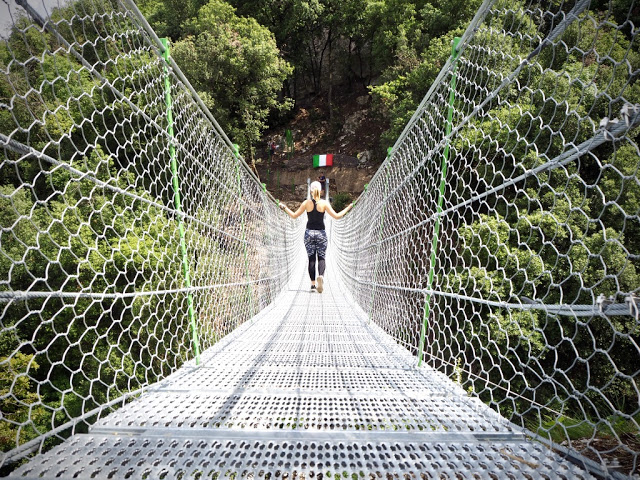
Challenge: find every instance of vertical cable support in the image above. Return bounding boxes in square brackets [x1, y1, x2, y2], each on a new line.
[417, 37, 461, 367]
[161, 37, 201, 365]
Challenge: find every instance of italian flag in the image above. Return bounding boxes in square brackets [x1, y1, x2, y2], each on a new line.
[313, 154, 333, 168]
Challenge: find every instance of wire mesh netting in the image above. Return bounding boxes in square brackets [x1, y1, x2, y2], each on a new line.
[332, 0, 640, 474]
[0, 0, 639, 477]
[0, 0, 302, 470]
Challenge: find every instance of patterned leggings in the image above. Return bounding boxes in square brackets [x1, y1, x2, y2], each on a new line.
[304, 229, 327, 281]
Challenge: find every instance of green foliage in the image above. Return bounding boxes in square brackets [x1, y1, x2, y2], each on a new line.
[406, 0, 640, 444]
[371, 29, 465, 145]
[0, 354, 48, 452]
[538, 412, 640, 444]
[138, 0, 208, 38]
[0, 0, 198, 442]
[0, 0, 277, 453]
[0, 146, 192, 446]
[538, 415, 599, 443]
[171, 0, 293, 156]
[332, 192, 352, 212]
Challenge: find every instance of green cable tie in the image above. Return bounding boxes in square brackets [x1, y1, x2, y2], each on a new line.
[417, 36, 462, 368]
[452, 36, 461, 55]
[161, 37, 200, 365]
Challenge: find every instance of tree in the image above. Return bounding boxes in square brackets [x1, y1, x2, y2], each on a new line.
[171, 0, 293, 160]
[371, 29, 464, 145]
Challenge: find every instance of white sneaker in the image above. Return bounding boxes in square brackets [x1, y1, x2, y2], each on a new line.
[317, 276, 324, 293]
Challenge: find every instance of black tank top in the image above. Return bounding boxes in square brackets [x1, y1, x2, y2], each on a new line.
[306, 199, 325, 230]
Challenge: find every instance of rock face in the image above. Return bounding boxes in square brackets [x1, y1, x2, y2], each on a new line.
[295, 184, 307, 197]
[342, 111, 367, 136]
[257, 94, 386, 205]
[357, 150, 372, 166]
[356, 95, 370, 106]
[257, 155, 376, 203]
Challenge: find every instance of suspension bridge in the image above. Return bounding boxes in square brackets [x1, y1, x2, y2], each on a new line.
[1, 0, 639, 478]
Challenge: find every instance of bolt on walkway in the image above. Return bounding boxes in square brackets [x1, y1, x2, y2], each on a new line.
[10, 263, 596, 479]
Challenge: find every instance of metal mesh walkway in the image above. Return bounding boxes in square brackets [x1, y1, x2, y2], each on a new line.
[9, 254, 595, 479]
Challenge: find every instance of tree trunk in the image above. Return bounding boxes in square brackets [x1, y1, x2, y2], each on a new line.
[308, 42, 320, 92]
[328, 29, 333, 125]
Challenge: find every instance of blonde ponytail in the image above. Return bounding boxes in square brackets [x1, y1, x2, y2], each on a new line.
[310, 181, 322, 201]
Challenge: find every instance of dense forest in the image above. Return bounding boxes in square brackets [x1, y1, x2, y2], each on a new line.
[135, 0, 486, 157]
[0, 0, 639, 474]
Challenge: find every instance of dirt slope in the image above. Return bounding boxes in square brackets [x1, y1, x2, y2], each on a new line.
[255, 90, 388, 206]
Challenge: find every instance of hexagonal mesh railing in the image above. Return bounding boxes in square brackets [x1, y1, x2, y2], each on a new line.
[0, 0, 303, 472]
[331, 0, 640, 475]
[0, 0, 639, 478]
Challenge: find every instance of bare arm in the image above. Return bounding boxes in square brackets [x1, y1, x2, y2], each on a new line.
[280, 200, 309, 219]
[324, 201, 353, 219]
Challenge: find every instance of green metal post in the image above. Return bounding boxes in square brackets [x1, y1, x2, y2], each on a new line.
[161, 38, 200, 365]
[417, 37, 461, 367]
[233, 144, 255, 317]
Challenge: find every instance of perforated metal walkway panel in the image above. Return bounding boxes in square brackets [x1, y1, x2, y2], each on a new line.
[9, 263, 596, 479]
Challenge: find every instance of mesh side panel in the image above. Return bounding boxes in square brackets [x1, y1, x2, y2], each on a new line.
[331, 0, 640, 474]
[0, 0, 302, 468]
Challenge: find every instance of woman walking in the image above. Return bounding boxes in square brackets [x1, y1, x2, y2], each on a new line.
[280, 181, 352, 292]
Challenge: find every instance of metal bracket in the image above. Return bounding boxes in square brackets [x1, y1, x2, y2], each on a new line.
[626, 294, 639, 321]
[596, 294, 615, 313]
